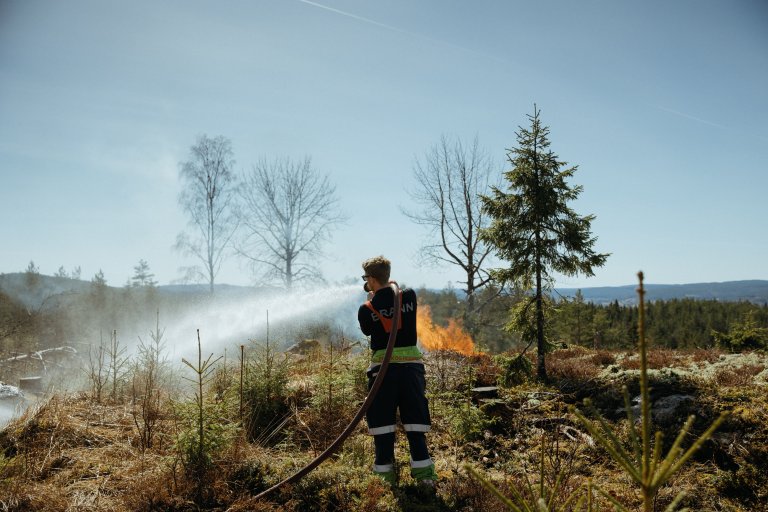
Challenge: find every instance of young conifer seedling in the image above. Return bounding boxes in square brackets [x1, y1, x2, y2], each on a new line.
[571, 272, 730, 511]
[468, 272, 731, 511]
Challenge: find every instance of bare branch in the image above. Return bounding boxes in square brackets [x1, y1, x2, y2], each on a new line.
[235, 156, 347, 289]
[402, 134, 498, 304]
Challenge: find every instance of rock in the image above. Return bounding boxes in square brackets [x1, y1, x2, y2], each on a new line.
[616, 394, 694, 426]
[652, 394, 694, 425]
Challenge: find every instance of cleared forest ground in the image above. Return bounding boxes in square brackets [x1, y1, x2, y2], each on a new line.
[0, 347, 766, 511]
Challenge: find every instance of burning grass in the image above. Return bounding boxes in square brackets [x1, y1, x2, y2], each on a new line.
[417, 304, 476, 355]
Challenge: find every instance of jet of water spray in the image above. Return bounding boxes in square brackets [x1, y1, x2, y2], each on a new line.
[163, 284, 365, 360]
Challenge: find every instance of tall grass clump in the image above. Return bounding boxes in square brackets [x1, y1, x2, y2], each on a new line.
[465, 430, 590, 512]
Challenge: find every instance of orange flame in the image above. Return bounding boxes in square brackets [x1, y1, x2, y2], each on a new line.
[417, 304, 475, 355]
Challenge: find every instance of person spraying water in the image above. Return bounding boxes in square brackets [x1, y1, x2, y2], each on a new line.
[255, 263, 406, 499]
[358, 255, 438, 487]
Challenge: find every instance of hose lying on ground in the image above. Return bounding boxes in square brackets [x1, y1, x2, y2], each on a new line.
[254, 282, 402, 500]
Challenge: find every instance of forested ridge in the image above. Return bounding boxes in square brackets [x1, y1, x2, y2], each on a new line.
[417, 287, 768, 353]
[2, 272, 767, 359]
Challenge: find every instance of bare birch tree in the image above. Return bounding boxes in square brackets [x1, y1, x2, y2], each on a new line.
[402, 135, 498, 327]
[236, 157, 345, 289]
[175, 135, 238, 294]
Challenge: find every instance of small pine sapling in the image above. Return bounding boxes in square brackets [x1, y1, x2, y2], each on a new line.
[571, 272, 730, 511]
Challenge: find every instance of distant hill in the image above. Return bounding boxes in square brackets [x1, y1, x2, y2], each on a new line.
[0, 273, 272, 309]
[556, 280, 768, 305]
[0, 273, 91, 309]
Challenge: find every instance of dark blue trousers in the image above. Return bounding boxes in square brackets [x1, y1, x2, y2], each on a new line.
[366, 362, 432, 475]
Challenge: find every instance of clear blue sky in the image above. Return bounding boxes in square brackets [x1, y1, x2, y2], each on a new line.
[1, 0, 766, 290]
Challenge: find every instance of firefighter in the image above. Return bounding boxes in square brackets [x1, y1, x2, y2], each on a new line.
[358, 255, 438, 488]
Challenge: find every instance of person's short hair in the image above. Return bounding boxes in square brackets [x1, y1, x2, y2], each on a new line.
[362, 256, 391, 284]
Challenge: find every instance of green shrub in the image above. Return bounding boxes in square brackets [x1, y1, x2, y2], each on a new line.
[301, 346, 367, 449]
[495, 353, 533, 388]
[229, 459, 275, 495]
[438, 392, 496, 443]
[243, 339, 291, 445]
[713, 312, 768, 352]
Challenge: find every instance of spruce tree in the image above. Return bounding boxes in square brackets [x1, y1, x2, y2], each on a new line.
[131, 259, 157, 288]
[480, 106, 608, 380]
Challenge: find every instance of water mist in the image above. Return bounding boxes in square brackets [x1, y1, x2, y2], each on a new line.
[162, 284, 365, 362]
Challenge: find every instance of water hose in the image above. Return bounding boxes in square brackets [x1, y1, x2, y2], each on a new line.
[255, 282, 402, 500]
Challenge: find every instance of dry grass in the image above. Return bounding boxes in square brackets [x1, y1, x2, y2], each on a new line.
[0, 394, 184, 511]
[590, 349, 617, 366]
[713, 363, 766, 387]
[690, 347, 724, 364]
[619, 348, 688, 370]
[546, 347, 601, 381]
[1, 347, 766, 511]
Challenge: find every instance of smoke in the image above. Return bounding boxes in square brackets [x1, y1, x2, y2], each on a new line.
[0, 402, 18, 428]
